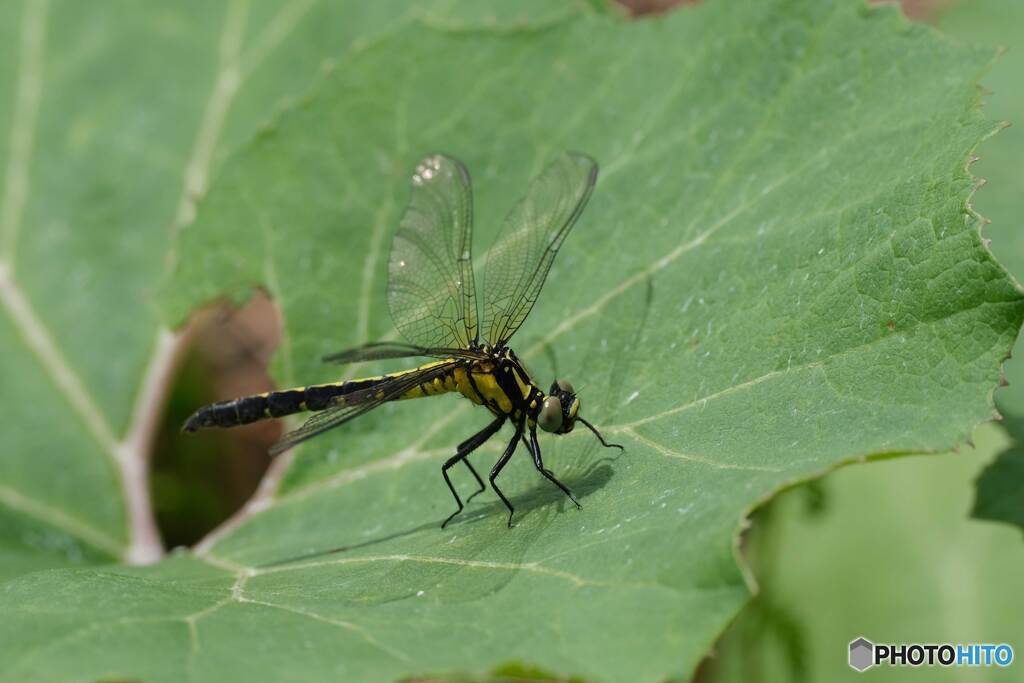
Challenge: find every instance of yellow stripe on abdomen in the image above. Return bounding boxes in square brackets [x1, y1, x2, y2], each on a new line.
[398, 371, 458, 401]
[393, 362, 515, 414]
[394, 359, 461, 402]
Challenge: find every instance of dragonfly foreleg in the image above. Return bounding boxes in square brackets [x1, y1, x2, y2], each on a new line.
[529, 424, 581, 509]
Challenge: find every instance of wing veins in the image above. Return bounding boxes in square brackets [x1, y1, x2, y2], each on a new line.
[269, 360, 461, 455]
[483, 152, 598, 345]
[387, 154, 479, 349]
[322, 342, 485, 365]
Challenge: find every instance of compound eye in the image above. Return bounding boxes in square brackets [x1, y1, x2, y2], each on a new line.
[556, 378, 575, 394]
[538, 396, 563, 433]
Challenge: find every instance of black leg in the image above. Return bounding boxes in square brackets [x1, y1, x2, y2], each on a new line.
[457, 417, 505, 502]
[490, 417, 524, 528]
[578, 416, 624, 450]
[441, 415, 505, 528]
[456, 417, 501, 451]
[529, 425, 581, 509]
[462, 460, 487, 502]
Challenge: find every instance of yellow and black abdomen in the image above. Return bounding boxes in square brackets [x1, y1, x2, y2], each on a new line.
[183, 359, 476, 432]
[182, 357, 535, 433]
[396, 363, 515, 413]
[182, 380, 367, 432]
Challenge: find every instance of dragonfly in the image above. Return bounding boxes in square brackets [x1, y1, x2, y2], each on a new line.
[184, 151, 622, 527]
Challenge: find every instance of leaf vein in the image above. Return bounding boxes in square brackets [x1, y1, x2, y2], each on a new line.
[0, 483, 122, 555]
[0, 0, 47, 266]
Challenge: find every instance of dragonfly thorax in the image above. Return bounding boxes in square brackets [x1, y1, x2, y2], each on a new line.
[479, 347, 578, 434]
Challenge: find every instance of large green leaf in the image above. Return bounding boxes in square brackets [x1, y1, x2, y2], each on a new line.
[2, 1, 1023, 682]
[0, 0, 584, 582]
[706, 422, 1024, 682]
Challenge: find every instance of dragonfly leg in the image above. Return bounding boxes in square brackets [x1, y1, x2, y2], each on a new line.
[490, 417, 525, 528]
[529, 425, 581, 509]
[459, 415, 505, 501]
[441, 415, 505, 528]
[462, 461, 486, 502]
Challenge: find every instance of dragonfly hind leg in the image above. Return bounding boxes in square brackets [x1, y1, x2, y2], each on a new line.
[441, 415, 505, 528]
[489, 417, 525, 528]
[529, 425, 581, 509]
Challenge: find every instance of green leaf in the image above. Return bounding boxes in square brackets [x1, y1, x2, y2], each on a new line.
[706, 422, 1024, 682]
[0, 0, 582, 579]
[3, 1, 1023, 683]
[972, 416, 1024, 531]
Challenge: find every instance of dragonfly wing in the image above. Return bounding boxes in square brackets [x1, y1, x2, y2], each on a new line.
[269, 360, 460, 455]
[322, 341, 483, 365]
[388, 154, 480, 349]
[482, 152, 598, 346]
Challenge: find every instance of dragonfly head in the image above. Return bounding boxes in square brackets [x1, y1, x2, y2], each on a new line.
[538, 379, 580, 434]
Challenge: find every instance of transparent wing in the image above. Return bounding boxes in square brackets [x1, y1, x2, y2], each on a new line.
[322, 341, 486, 365]
[482, 152, 598, 346]
[269, 360, 459, 455]
[388, 154, 479, 349]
